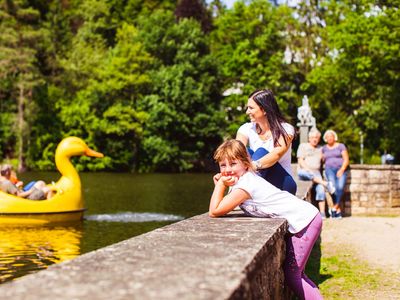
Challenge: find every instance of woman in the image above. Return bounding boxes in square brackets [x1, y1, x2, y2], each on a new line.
[236, 89, 297, 194]
[322, 130, 349, 219]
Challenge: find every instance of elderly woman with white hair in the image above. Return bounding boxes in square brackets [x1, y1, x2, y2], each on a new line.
[322, 130, 349, 219]
[297, 128, 336, 219]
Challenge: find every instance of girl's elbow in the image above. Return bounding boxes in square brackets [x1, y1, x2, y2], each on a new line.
[209, 210, 223, 218]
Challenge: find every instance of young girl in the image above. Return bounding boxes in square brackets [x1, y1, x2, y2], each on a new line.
[209, 139, 323, 300]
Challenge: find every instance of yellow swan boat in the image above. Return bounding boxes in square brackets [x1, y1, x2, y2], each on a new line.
[0, 137, 103, 225]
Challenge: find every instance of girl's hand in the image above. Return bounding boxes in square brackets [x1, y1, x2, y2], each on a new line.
[220, 174, 238, 187]
[213, 173, 222, 185]
[337, 169, 344, 178]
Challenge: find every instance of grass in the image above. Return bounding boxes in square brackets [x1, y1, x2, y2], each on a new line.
[305, 238, 398, 299]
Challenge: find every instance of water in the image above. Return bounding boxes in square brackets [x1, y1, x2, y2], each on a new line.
[0, 172, 214, 283]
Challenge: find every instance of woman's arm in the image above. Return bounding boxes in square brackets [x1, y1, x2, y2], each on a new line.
[255, 134, 294, 169]
[337, 148, 349, 177]
[209, 175, 250, 217]
[236, 132, 249, 147]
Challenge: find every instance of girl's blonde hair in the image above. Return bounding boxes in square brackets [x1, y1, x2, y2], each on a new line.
[213, 139, 255, 171]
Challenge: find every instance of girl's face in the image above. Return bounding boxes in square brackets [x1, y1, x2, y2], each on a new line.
[218, 158, 247, 178]
[325, 133, 336, 145]
[246, 98, 265, 122]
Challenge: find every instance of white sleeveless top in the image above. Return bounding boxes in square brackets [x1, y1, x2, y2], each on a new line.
[233, 172, 319, 233]
[237, 122, 294, 175]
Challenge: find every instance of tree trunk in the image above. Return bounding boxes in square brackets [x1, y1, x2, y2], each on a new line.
[17, 84, 26, 173]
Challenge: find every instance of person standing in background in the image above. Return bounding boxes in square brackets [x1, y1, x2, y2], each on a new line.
[322, 130, 349, 219]
[297, 128, 335, 219]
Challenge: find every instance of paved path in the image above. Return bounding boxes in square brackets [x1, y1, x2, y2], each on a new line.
[320, 216, 400, 299]
[321, 216, 400, 274]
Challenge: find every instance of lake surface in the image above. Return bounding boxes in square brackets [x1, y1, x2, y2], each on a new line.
[0, 172, 214, 283]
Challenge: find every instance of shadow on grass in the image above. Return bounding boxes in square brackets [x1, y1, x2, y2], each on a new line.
[306, 235, 332, 286]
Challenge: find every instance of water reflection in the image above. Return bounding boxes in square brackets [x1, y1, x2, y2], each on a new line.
[5, 172, 213, 283]
[0, 225, 82, 283]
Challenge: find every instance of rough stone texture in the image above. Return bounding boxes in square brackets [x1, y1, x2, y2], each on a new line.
[293, 164, 400, 216]
[344, 164, 400, 216]
[0, 213, 288, 300]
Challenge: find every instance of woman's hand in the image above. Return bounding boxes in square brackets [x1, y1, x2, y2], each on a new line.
[337, 169, 345, 178]
[256, 134, 294, 169]
[338, 149, 349, 178]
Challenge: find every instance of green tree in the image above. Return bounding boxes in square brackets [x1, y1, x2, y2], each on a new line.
[0, 0, 50, 171]
[55, 1, 152, 171]
[136, 10, 224, 172]
[303, 0, 400, 162]
[175, 0, 212, 32]
[209, 0, 295, 135]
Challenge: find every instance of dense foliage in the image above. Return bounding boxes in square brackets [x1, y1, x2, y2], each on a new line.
[0, 0, 398, 172]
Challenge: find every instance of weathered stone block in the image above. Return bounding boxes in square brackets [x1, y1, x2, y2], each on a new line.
[359, 194, 369, 202]
[374, 193, 389, 201]
[391, 197, 400, 208]
[375, 200, 388, 208]
[366, 184, 390, 193]
[367, 170, 389, 179]
[348, 184, 364, 193]
[368, 177, 389, 184]
[348, 170, 366, 179]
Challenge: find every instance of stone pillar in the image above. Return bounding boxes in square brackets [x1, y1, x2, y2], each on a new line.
[297, 95, 316, 144]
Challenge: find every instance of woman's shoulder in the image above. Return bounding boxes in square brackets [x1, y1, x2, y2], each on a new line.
[281, 122, 294, 135]
[239, 122, 255, 129]
[237, 122, 256, 134]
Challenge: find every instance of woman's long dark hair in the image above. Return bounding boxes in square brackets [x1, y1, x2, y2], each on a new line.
[249, 89, 293, 147]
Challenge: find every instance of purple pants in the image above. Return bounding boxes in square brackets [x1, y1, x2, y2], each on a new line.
[284, 214, 323, 300]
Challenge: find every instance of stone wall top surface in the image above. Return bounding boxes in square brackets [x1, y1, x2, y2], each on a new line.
[349, 164, 400, 170]
[0, 213, 287, 300]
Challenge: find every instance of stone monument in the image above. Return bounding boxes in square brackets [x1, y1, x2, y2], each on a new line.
[297, 95, 316, 144]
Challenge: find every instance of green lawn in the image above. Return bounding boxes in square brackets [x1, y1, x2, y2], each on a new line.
[305, 238, 398, 299]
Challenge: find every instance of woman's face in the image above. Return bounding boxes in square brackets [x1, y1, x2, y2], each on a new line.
[246, 98, 265, 122]
[325, 133, 336, 145]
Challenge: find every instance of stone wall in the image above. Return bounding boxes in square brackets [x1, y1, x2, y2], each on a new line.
[344, 164, 400, 216]
[293, 163, 400, 216]
[0, 213, 290, 300]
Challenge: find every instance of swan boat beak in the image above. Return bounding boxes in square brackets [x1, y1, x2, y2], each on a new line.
[85, 148, 104, 158]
